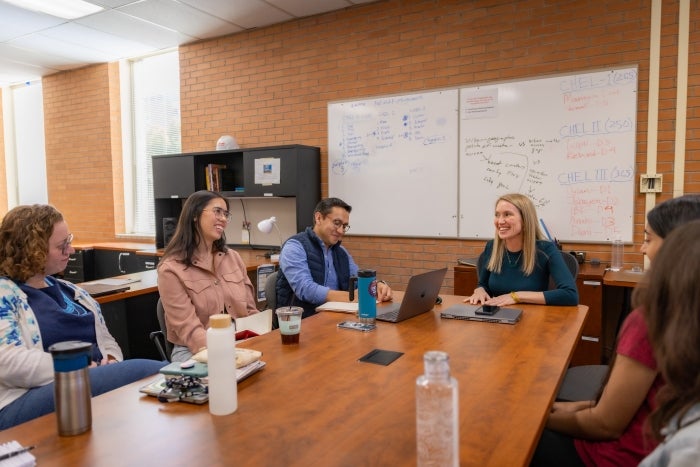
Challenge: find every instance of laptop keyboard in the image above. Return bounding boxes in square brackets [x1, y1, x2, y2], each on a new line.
[376, 309, 400, 322]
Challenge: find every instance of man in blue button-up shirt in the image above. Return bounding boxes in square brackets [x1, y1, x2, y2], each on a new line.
[276, 197, 392, 318]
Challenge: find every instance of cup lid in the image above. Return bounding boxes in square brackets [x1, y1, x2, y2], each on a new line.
[275, 306, 303, 315]
[48, 340, 93, 355]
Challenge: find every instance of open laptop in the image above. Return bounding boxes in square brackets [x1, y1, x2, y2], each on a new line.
[376, 268, 447, 323]
[440, 303, 522, 325]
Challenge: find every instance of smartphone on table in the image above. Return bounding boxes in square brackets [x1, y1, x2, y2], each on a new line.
[337, 321, 376, 332]
[475, 304, 500, 316]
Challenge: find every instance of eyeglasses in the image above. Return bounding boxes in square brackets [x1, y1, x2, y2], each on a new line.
[331, 219, 350, 233]
[204, 207, 232, 222]
[60, 233, 74, 255]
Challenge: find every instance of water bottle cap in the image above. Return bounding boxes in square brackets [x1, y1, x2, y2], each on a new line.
[209, 314, 233, 329]
[48, 340, 92, 356]
[357, 269, 376, 278]
[49, 341, 92, 372]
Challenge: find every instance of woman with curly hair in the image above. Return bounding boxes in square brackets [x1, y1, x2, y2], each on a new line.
[0, 204, 165, 430]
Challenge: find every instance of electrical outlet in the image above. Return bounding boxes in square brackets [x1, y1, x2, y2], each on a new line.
[640, 174, 662, 193]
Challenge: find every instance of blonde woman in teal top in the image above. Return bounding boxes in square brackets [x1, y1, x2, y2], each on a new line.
[465, 193, 578, 306]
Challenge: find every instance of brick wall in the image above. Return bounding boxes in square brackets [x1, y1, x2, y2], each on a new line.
[42, 64, 123, 242]
[176, 0, 696, 291]
[34, 0, 698, 292]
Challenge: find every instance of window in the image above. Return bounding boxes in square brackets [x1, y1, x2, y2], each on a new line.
[3, 81, 48, 206]
[123, 50, 180, 236]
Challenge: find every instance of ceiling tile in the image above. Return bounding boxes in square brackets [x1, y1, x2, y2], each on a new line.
[0, 3, 66, 41]
[178, 0, 294, 29]
[117, 0, 244, 40]
[20, 24, 148, 62]
[265, 0, 353, 17]
[76, 9, 194, 49]
[0, 0, 379, 86]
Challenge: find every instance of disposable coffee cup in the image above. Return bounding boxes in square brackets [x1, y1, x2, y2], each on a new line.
[275, 306, 303, 344]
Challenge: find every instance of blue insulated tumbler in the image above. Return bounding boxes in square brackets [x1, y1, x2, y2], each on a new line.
[356, 269, 377, 324]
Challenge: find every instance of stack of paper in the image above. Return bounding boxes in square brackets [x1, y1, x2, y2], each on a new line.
[316, 302, 359, 313]
[0, 441, 36, 467]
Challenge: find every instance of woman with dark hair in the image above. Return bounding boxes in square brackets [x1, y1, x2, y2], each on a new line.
[637, 220, 700, 466]
[531, 194, 700, 467]
[636, 220, 700, 466]
[0, 204, 165, 430]
[466, 193, 578, 306]
[157, 190, 258, 362]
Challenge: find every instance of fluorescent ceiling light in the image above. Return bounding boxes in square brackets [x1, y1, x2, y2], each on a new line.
[5, 0, 104, 20]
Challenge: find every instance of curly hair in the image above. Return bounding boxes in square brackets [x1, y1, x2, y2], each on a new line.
[0, 204, 64, 282]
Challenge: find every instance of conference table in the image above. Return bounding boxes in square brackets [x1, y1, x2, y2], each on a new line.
[0, 295, 587, 466]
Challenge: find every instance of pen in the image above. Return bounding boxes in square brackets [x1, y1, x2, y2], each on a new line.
[0, 445, 35, 461]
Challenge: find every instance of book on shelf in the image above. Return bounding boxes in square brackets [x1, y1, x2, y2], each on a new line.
[205, 163, 228, 191]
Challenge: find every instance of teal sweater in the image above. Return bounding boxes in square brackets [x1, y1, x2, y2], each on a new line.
[477, 240, 578, 306]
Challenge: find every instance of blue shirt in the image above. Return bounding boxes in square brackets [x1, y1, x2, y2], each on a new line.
[279, 236, 359, 305]
[18, 276, 103, 362]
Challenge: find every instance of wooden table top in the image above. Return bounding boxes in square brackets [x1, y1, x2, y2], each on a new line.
[603, 268, 645, 287]
[0, 295, 587, 466]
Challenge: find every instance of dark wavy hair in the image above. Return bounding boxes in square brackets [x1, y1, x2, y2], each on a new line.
[161, 190, 229, 267]
[633, 220, 700, 439]
[0, 204, 64, 282]
[313, 197, 351, 224]
[646, 194, 700, 238]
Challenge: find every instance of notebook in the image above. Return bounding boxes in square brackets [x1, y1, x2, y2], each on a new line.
[376, 268, 447, 323]
[439, 303, 523, 325]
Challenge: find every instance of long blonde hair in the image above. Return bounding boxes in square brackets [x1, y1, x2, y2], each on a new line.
[487, 193, 546, 275]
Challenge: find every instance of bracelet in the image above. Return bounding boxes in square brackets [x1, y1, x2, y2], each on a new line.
[510, 291, 520, 303]
[378, 280, 388, 287]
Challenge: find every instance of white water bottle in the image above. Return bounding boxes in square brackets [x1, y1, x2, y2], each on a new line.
[207, 314, 237, 415]
[610, 236, 624, 271]
[416, 351, 459, 467]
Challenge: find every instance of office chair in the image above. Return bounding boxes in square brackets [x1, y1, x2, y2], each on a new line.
[149, 299, 173, 362]
[265, 270, 279, 329]
[557, 364, 608, 401]
[549, 250, 579, 289]
[555, 251, 608, 401]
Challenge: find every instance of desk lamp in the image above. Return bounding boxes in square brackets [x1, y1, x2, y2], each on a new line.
[257, 217, 283, 258]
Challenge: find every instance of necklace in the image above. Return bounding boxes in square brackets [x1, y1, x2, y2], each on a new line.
[506, 250, 522, 266]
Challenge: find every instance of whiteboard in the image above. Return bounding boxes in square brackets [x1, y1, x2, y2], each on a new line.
[328, 90, 459, 236]
[327, 67, 637, 242]
[459, 68, 637, 242]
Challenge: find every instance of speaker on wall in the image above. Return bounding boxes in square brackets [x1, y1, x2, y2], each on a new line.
[162, 217, 177, 247]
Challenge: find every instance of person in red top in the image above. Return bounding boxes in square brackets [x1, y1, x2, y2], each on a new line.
[531, 194, 700, 466]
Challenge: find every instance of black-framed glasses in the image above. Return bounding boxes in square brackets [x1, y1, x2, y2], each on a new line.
[204, 207, 232, 222]
[331, 219, 350, 233]
[60, 233, 74, 255]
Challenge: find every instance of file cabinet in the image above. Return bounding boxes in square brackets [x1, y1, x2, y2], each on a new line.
[63, 248, 95, 283]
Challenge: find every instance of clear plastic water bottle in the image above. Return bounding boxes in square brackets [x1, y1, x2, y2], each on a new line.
[207, 314, 237, 415]
[610, 236, 624, 271]
[416, 351, 459, 467]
